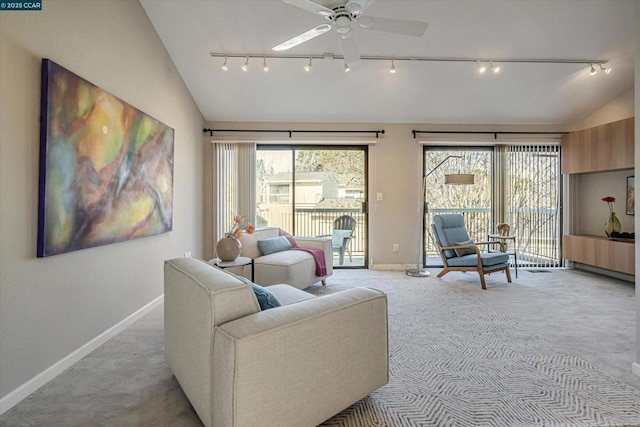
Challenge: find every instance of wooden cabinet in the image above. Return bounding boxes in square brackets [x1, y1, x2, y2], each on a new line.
[563, 234, 635, 275]
[561, 117, 634, 174]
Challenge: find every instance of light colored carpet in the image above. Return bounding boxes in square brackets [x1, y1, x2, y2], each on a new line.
[1, 268, 639, 426]
[308, 270, 640, 426]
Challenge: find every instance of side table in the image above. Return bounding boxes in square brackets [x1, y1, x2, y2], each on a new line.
[487, 234, 518, 278]
[209, 256, 254, 281]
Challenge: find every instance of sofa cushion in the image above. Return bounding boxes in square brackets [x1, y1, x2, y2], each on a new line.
[257, 236, 292, 255]
[254, 250, 317, 288]
[267, 284, 316, 305]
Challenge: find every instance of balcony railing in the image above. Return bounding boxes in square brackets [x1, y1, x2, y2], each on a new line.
[427, 208, 560, 268]
[258, 207, 560, 269]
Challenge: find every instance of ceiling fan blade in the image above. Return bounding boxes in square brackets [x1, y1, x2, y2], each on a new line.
[358, 15, 428, 37]
[281, 0, 334, 17]
[338, 32, 361, 64]
[346, 0, 376, 16]
[273, 24, 332, 51]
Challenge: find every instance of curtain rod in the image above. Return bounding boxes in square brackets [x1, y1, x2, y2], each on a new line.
[412, 130, 568, 139]
[203, 128, 385, 138]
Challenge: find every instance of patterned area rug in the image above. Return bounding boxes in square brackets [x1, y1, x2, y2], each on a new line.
[306, 273, 640, 427]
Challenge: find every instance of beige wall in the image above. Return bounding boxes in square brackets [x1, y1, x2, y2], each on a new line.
[0, 0, 204, 401]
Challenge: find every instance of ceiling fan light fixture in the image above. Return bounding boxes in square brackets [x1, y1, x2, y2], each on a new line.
[390, 59, 396, 73]
[221, 56, 228, 71]
[304, 57, 312, 72]
[241, 56, 249, 72]
[346, 3, 362, 15]
[263, 57, 269, 72]
[335, 15, 351, 34]
[490, 60, 500, 73]
[476, 60, 486, 74]
[599, 63, 612, 74]
[589, 63, 597, 75]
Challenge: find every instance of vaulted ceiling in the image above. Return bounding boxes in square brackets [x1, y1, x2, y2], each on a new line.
[140, 0, 636, 125]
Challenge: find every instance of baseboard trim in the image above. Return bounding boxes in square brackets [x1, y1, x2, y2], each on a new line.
[633, 362, 640, 378]
[0, 295, 164, 416]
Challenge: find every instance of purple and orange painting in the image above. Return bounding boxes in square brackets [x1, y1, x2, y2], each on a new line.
[37, 59, 174, 257]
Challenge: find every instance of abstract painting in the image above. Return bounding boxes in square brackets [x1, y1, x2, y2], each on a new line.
[37, 59, 174, 257]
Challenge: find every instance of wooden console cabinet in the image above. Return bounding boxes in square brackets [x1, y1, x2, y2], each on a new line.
[561, 117, 635, 276]
[563, 234, 635, 275]
[561, 117, 634, 174]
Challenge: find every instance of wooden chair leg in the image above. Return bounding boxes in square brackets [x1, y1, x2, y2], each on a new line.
[505, 267, 512, 283]
[436, 267, 450, 278]
[478, 273, 487, 290]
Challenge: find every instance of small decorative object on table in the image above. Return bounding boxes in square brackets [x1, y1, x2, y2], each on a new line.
[216, 214, 255, 261]
[602, 196, 621, 237]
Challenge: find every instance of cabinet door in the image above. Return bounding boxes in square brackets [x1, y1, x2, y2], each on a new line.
[561, 117, 634, 174]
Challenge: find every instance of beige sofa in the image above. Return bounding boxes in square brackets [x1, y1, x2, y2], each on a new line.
[164, 257, 388, 427]
[236, 227, 333, 289]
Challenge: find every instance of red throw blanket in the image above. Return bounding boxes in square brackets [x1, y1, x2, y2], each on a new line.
[278, 229, 327, 277]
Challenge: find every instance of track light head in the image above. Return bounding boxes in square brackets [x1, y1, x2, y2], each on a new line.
[304, 57, 312, 72]
[490, 60, 500, 73]
[221, 57, 228, 71]
[390, 59, 396, 74]
[263, 57, 269, 72]
[589, 63, 597, 75]
[476, 60, 486, 74]
[241, 57, 249, 72]
[344, 62, 351, 72]
[599, 63, 612, 74]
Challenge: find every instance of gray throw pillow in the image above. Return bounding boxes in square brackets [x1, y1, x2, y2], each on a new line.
[452, 239, 476, 257]
[257, 236, 292, 255]
[235, 274, 282, 310]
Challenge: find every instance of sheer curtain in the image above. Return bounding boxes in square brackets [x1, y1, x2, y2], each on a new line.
[215, 142, 256, 239]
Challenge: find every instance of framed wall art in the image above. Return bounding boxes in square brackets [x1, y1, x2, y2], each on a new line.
[627, 176, 634, 216]
[37, 59, 174, 257]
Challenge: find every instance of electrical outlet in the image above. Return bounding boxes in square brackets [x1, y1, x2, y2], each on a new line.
[393, 243, 399, 252]
[184, 251, 191, 257]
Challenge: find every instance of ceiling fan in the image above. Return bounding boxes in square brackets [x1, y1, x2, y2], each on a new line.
[273, 0, 429, 64]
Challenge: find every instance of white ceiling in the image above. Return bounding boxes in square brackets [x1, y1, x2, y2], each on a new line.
[140, 0, 636, 125]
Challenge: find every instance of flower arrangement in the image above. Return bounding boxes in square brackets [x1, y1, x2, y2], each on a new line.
[601, 196, 616, 213]
[224, 214, 255, 239]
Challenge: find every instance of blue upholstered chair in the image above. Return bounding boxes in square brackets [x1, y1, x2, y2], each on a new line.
[431, 214, 512, 289]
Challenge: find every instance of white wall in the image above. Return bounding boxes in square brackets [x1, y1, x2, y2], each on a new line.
[634, 0, 640, 380]
[0, 0, 204, 405]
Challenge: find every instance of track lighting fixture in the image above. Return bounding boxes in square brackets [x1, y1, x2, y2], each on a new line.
[599, 63, 612, 74]
[210, 53, 610, 77]
[476, 60, 486, 74]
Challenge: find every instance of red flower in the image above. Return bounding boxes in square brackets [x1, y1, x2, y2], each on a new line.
[602, 196, 616, 213]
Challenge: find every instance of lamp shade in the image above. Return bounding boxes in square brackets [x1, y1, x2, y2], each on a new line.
[444, 173, 474, 185]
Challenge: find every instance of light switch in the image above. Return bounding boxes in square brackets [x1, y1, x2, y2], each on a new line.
[377, 192, 383, 201]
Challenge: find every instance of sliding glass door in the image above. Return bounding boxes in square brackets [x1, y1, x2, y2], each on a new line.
[423, 144, 561, 268]
[257, 146, 368, 268]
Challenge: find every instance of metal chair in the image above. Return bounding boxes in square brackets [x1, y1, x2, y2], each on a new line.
[431, 214, 512, 289]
